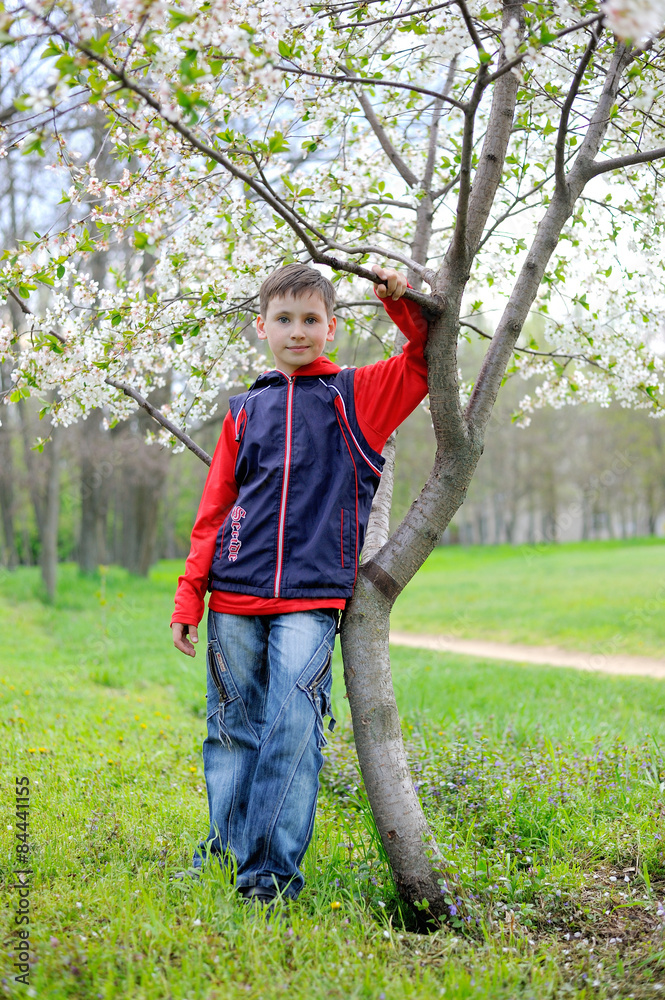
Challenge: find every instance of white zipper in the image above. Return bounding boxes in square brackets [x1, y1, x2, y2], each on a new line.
[274, 375, 295, 597]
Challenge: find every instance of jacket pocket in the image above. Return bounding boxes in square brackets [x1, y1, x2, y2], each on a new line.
[341, 508, 353, 569]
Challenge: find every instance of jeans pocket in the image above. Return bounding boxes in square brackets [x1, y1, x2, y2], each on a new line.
[299, 647, 335, 749]
[207, 642, 233, 703]
[206, 642, 236, 747]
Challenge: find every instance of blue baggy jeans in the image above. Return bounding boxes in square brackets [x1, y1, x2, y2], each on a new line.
[193, 608, 337, 899]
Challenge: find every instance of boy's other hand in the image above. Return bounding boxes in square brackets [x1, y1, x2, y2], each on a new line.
[172, 622, 199, 657]
[372, 264, 407, 301]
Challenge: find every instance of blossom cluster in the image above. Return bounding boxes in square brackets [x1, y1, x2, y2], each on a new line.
[0, 0, 663, 440]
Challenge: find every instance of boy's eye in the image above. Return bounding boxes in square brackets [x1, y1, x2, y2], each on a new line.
[305, 317, 317, 324]
[277, 316, 290, 323]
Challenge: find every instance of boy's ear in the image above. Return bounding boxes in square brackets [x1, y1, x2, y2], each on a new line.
[326, 316, 337, 341]
[256, 315, 267, 340]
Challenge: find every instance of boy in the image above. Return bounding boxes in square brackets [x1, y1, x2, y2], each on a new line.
[171, 262, 428, 905]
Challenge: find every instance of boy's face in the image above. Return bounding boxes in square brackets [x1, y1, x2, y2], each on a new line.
[256, 291, 336, 375]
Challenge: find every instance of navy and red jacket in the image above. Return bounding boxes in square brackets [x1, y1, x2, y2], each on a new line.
[171, 293, 428, 626]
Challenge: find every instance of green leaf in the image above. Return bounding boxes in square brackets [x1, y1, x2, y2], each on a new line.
[168, 8, 197, 27]
[268, 131, 289, 154]
[278, 39, 292, 59]
[87, 32, 111, 55]
[56, 265, 65, 279]
[539, 26, 557, 45]
[41, 40, 61, 60]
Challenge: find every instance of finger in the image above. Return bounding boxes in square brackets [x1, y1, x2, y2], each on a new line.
[176, 636, 197, 657]
[371, 264, 389, 295]
[172, 623, 197, 657]
[189, 625, 199, 644]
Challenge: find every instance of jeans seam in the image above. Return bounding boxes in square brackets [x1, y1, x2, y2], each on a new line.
[209, 616, 262, 746]
[256, 714, 317, 875]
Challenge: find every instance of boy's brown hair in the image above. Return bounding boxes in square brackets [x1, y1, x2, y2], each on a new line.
[259, 264, 336, 320]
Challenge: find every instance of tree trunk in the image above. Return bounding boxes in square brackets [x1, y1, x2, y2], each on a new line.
[40, 425, 60, 601]
[341, 580, 445, 911]
[78, 414, 110, 574]
[114, 398, 170, 576]
[0, 364, 18, 568]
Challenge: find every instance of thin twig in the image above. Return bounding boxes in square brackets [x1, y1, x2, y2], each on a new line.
[485, 13, 604, 85]
[104, 377, 212, 465]
[272, 63, 467, 111]
[335, 1, 454, 30]
[555, 24, 600, 191]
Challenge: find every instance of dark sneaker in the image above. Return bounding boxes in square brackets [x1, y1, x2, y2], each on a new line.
[170, 867, 202, 882]
[238, 885, 277, 904]
[238, 885, 287, 918]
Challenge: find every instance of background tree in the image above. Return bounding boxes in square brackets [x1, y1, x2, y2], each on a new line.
[1, 0, 665, 919]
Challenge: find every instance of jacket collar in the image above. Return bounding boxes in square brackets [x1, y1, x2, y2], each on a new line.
[253, 356, 342, 387]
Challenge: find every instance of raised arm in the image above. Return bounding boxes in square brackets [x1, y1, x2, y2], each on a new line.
[353, 286, 429, 454]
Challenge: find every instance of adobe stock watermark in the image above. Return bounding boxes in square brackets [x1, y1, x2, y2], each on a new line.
[4, 776, 32, 987]
[523, 449, 634, 563]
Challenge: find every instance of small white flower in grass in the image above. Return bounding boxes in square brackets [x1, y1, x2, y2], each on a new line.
[75, 902, 82, 909]
[6, 825, 12, 831]
[192, 919, 202, 926]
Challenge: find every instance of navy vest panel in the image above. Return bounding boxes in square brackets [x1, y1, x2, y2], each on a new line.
[208, 368, 385, 600]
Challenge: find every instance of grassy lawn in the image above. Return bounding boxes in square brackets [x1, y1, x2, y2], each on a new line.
[392, 538, 665, 657]
[0, 557, 663, 999]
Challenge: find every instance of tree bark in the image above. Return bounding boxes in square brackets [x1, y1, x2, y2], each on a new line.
[78, 414, 110, 574]
[40, 424, 60, 602]
[0, 364, 18, 568]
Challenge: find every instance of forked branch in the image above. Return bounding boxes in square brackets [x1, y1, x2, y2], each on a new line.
[555, 24, 601, 191]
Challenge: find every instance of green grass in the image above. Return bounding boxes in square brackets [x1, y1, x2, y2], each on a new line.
[392, 538, 665, 657]
[0, 557, 664, 999]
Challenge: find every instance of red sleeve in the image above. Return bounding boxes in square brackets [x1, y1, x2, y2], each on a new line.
[353, 291, 429, 454]
[171, 409, 239, 627]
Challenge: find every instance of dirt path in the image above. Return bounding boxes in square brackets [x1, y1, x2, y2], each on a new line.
[389, 631, 665, 680]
